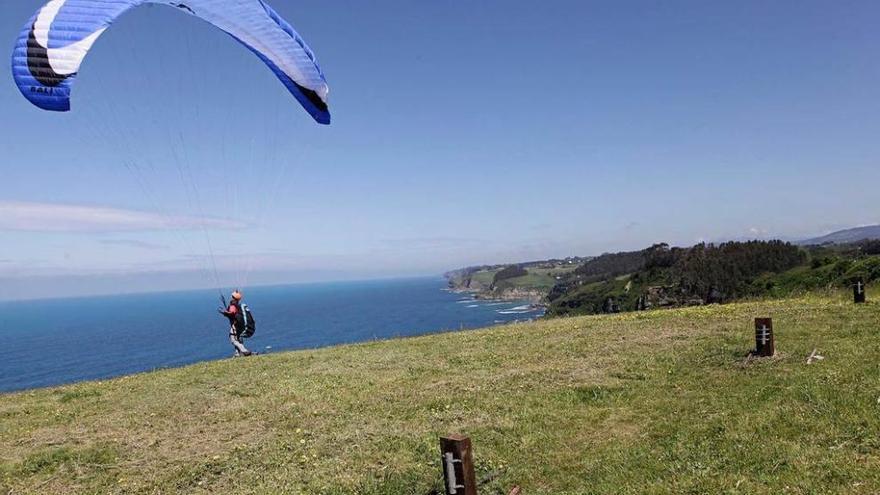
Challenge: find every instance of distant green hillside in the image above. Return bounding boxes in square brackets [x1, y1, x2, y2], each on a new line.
[799, 224, 880, 246]
[445, 258, 588, 301]
[546, 240, 880, 317]
[492, 272, 558, 292]
[447, 240, 880, 317]
[1, 293, 877, 493]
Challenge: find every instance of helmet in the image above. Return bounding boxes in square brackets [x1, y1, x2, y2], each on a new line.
[231, 291, 243, 301]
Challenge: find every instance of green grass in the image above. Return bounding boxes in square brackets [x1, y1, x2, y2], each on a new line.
[1, 292, 879, 494]
[529, 265, 581, 278]
[469, 269, 499, 287]
[494, 272, 558, 291]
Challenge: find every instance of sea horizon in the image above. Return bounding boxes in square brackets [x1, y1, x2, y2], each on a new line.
[1, 276, 542, 393]
[2, 273, 445, 304]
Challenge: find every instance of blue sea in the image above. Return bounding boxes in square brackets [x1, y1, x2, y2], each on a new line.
[0, 277, 541, 393]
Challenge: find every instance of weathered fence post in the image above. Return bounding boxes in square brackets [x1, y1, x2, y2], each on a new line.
[754, 318, 775, 357]
[854, 278, 866, 304]
[440, 435, 478, 495]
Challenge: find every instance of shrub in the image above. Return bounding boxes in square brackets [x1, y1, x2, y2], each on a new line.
[493, 265, 527, 285]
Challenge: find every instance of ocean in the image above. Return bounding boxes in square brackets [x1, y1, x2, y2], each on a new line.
[0, 277, 542, 393]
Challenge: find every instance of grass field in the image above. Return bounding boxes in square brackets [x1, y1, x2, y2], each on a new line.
[469, 270, 499, 287]
[493, 272, 558, 292]
[1, 292, 878, 494]
[528, 265, 581, 279]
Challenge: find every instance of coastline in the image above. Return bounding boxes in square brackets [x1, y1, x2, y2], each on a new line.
[446, 286, 548, 318]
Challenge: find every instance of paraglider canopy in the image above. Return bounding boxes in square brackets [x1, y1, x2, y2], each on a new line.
[11, 0, 331, 124]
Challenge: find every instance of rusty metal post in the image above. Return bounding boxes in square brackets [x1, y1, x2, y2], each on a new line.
[854, 278, 866, 304]
[440, 435, 478, 495]
[754, 318, 775, 357]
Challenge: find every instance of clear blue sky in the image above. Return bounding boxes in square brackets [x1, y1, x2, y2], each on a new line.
[2, 0, 880, 299]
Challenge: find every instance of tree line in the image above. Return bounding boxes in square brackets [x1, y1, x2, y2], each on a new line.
[548, 240, 808, 316]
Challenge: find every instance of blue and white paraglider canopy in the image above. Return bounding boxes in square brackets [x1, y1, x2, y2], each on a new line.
[11, 0, 331, 124]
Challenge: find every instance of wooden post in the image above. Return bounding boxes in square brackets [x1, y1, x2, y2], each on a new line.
[440, 435, 478, 495]
[754, 318, 775, 357]
[854, 278, 866, 304]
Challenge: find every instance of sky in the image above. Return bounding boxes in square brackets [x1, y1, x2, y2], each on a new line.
[2, 0, 880, 300]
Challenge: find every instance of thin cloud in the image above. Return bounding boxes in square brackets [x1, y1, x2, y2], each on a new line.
[98, 239, 170, 250]
[378, 237, 489, 250]
[0, 201, 244, 233]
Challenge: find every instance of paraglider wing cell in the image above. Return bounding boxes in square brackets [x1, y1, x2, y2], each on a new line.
[11, 0, 330, 124]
